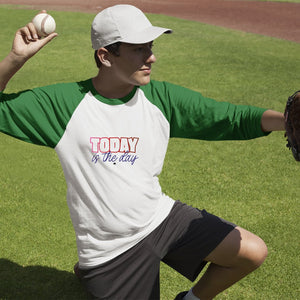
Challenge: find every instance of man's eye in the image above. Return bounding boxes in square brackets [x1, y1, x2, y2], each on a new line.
[134, 43, 153, 52]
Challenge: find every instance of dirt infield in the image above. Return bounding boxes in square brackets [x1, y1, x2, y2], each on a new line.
[1, 0, 299, 43]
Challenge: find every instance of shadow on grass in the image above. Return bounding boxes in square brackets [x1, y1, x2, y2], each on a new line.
[0, 259, 87, 299]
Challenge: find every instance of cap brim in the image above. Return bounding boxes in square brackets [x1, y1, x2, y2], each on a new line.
[119, 26, 172, 44]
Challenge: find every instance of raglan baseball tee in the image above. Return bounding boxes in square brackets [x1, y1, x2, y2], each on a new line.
[0, 79, 268, 268]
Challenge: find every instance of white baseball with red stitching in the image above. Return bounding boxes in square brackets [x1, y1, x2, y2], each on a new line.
[32, 13, 56, 37]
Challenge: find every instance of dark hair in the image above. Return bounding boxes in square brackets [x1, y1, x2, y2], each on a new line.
[94, 42, 121, 68]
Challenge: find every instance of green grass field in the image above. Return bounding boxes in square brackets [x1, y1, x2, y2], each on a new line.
[0, 5, 299, 300]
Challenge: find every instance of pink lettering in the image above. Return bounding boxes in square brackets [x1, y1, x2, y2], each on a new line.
[90, 137, 139, 153]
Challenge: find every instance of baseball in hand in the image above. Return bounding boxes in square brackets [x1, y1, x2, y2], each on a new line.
[32, 13, 56, 37]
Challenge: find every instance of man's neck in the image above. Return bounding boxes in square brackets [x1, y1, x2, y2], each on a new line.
[92, 73, 135, 99]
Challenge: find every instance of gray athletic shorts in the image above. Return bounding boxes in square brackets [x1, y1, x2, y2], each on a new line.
[79, 201, 236, 300]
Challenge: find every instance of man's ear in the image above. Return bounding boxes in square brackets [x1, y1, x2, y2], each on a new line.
[97, 48, 112, 67]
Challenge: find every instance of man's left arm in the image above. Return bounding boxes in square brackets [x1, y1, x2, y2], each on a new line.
[261, 110, 285, 132]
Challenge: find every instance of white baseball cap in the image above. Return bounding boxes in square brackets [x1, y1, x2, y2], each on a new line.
[91, 4, 172, 50]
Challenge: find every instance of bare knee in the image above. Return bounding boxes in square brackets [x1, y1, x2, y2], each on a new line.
[205, 226, 268, 272]
[194, 228, 268, 299]
[234, 227, 268, 271]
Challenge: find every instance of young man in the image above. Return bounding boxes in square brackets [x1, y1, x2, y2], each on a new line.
[0, 5, 285, 300]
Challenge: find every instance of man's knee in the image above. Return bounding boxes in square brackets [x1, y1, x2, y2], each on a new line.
[205, 226, 268, 271]
[242, 232, 268, 270]
[232, 227, 268, 272]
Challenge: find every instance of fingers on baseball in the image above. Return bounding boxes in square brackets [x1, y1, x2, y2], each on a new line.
[20, 24, 57, 46]
[18, 24, 38, 44]
[42, 32, 58, 44]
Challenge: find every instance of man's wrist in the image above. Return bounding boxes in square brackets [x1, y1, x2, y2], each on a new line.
[7, 51, 28, 68]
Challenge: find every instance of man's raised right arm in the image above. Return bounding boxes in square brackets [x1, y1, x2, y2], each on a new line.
[0, 11, 57, 91]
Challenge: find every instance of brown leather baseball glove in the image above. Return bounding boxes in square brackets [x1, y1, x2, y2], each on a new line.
[284, 90, 300, 161]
